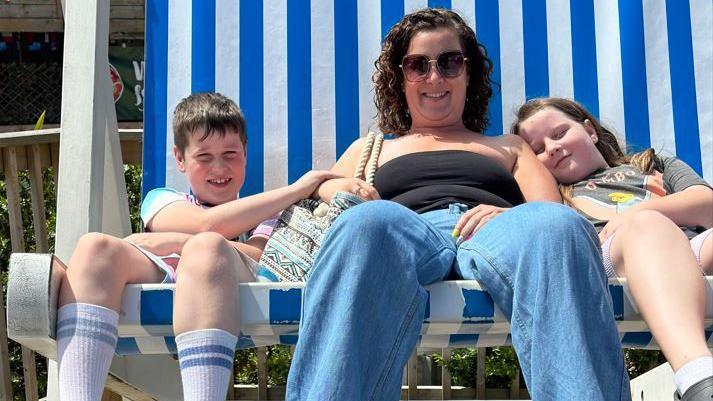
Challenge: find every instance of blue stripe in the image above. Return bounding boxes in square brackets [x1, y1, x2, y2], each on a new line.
[279, 335, 299, 345]
[179, 356, 233, 370]
[475, 0, 502, 136]
[621, 331, 653, 347]
[178, 345, 235, 359]
[334, 0, 360, 156]
[570, 0, 599, 118]
[522, 0, 549, 100]
[287, 1, 313, 183]
[164, 336, 177, 354]
[56, 329, 117, 347]
[239, 0, 264, 196]
[665, 0, 702, 174]
[448, 334, 479, 347]
[269, 288, 302, 324]
[143, 0, 168, 195]
[461, 289, 495, 321]
[115, 337, 141, 355]
[428, 0, 451, 9]
[609, 284, 624, 320]
[618, 0, 650, 152]
[56, 318, 118, 335]
[191, 0, 215, 92]
[381, 0, 403, 40]
[140, 289, 174, 326]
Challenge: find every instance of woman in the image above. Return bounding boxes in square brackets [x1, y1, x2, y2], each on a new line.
[285, 9, 630, 401]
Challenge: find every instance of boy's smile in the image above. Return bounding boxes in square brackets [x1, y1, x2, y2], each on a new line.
[174, 128, 247, 205]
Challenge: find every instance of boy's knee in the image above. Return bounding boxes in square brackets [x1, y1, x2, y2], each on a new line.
[179, 233, 237, 281]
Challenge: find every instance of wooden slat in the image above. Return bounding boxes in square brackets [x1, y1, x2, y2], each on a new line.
[407, 350, 418, 399]
[0, 4, 58, 18]
[21, 348, 39, 401]
[0, 18, 64, 32]
[110, 5, 144, 19]
[4, 147, 25, 253]
[105, 373, 156, 401]
[441, 348, 451, 400]
[28, 144, 49, 253]
[476, 348, 486, 399]
[0, 296, 13, 401]
[510, 368, 520, 399]
[257, 347, 267, 401]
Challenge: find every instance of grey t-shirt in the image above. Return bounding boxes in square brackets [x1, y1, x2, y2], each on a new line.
[569, 156, 710, 238]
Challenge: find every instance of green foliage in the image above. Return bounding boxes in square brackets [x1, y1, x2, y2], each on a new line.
[432, 347, 519, 388]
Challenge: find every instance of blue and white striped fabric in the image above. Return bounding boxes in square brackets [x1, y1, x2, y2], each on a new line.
[111, 278, 713, 354]
[144, 0, 712, 196]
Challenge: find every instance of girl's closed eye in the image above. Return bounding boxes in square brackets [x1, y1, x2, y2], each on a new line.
[552, 128, 567, 140]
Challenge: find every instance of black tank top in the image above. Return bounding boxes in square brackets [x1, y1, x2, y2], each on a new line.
[373, 150, 525, 213]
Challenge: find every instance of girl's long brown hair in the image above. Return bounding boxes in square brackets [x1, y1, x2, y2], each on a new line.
[511, 97, 658, 205]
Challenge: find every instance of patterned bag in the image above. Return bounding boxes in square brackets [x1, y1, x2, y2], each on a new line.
[257, 131, 384, 282]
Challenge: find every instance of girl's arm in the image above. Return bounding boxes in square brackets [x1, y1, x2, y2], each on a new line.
[507, 135, 562, 203]
[622, 184, 713, 228]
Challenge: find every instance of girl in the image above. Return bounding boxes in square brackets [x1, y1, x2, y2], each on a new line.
[513, 97, 712, 401]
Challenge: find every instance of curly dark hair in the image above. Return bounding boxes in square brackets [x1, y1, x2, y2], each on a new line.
[373, 8, 494, 135]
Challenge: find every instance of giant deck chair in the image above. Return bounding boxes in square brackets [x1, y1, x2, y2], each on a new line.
[6, 1, 713, 400]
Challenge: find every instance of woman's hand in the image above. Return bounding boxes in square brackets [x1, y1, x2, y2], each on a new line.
[124, 232, 193, 256]
[290, 170, 344, 199]
[316, 177, 380, 203]
[453, 204, 509, 244]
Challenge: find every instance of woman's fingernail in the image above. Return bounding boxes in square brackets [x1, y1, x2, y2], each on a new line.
[456, 236, 464, 246]
[451, 228, 460, 238]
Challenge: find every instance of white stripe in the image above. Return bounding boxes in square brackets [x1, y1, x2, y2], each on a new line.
[690, 0, 713, 181]
[357, 0, 381, 136]
[310, 0, 337, 170]
[546, 0, 573, 99]
[263, 0, 289, 190]
[499, 0, 525, 134]
[166, 0, 192, 192]
[134, 337, 170, 354]
[643, 0, 676, 157]
[215, 0, 240, 108]
[594, 0, 626, 146]
[451, 0, 476, 31]
[404, 0, 428, 15]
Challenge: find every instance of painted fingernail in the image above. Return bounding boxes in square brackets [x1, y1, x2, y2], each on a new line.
[456, 236, 464, 246]
[451, 228, 460, 238]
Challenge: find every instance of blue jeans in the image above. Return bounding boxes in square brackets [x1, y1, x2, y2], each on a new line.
[285, 200, 630, 401]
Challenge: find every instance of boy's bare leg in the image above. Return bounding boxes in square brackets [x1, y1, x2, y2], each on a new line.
[59, 232, 165, 310]
[172, 232, 253, 401]
[56, 232, 164, 401]
[610, 210, 710, 370]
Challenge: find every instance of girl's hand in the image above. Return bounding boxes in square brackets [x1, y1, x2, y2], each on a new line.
[124, 232, 192, 256]
[316, 177, 380, 203]
[598, 214, 630, 243]
[290, 170, 343, 199]
[454, 204, 509, 244]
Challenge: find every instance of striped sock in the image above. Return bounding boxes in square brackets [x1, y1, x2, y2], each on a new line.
[56, 303, 119, 401]
[176, 329, 238, 401]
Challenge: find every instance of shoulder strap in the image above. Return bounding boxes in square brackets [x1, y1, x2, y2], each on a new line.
[353, 131, 384, 185]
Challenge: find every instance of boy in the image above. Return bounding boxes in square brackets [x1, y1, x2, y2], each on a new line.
[55, 92, 337, 401]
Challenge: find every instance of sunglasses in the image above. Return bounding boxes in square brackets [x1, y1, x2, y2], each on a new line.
[399, 51, 468, 82]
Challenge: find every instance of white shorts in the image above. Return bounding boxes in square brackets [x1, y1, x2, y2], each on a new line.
[130, 243, 259, 284]
[601, 227, 713, 278]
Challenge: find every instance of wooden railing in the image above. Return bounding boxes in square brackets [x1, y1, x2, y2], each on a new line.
[0, 127, 526, 400]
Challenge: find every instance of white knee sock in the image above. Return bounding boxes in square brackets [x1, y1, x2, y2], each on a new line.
[57, 303, 119, 401]
[674, 356, 713, 395]
[176, 329, 238, 401]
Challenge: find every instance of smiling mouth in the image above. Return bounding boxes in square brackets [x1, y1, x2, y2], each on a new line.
[422, 91, 448, 99]
[554, 155, 570, 169]
[208, 178, 232, 186]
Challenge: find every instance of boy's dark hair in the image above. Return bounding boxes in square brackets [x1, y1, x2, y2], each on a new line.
[173, 92, 246, 154]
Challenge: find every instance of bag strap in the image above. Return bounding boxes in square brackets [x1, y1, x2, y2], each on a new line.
[353, 131, 384, 185]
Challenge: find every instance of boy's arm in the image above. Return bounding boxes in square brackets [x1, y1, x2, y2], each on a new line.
[147, 170, 340, 238]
